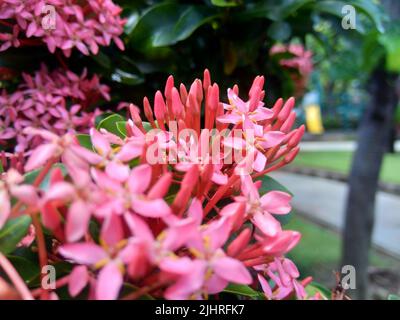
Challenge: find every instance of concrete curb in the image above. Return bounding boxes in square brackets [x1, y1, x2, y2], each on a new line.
[283, 166, 400, 196]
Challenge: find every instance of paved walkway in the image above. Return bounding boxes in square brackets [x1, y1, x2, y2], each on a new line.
[270, 172, 400, 258]
[300, 140, 400, 152]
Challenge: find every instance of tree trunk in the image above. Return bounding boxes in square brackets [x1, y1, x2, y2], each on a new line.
[342, 69, 398, 299]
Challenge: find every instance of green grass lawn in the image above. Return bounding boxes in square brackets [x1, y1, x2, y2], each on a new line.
[285, 214, 399, 291]
[292, 151, 400, 185]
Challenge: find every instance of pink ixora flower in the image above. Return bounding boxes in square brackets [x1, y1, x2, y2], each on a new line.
[91, 164, 172, 219]
[217, 77, 273, 131]
[0, 0, 126, 56]
[256, 257, 307, 300]
[59, 214, 132, 300]
[163, 200, 251, 299]
[235, 174, 292, 237]
[0, 169, 39, 228]
[0, 66, 108, 159]
[2, 71, 310, 301]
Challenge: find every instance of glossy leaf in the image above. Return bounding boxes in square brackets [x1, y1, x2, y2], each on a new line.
[0, 216, 32, 254]
[76, 134, 93, 150]
[224, 283, 264, 299]
[96, 113, 125, 137]
[258, 175, 293, 196]
[129, 3, 218, 49]
[211, 0, 242, 7]
[24, 163, 66, 190]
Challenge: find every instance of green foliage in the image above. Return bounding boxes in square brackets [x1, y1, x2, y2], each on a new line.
[24, 163, 67, 190]
[305, 282, 331, 299]
[259, 175, 293, 196]
[0, 216, 32, 254]
[128, 3, 218, 50]
[96, 113, 126, 138]
[224, 283, 264, 299]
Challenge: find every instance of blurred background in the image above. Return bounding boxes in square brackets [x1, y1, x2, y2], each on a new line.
[1, 0, 399, 299]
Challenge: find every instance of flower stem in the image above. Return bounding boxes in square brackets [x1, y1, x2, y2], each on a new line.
[0, 253, 34, 300]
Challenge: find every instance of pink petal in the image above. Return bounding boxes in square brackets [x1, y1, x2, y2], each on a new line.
[0, 190, 10, 229]
[66, 200, 91, 242]
[252, 211, 281, 237]
[206, 274, 228, 294]
[259, 131, 285, 149]
[159, 257, 193, 274]
[25, 143, 58, 171]
[45, 182, 76, 202]
[216, 113, 242, 124]
[59, 243, 107, 265]
[253, 151, 267, 172]
[115, 141, 143, 162]
[260, 191, 292, 215]
[131, 197, 171, 217]
[100, 213, 124, 247]
[96, 262, 123, 300]
[127, 164, 151, 194]
[262, 231, 301, 256]
[213, 256, 252, 284]
[257, 274, 273, 299]
[69, 266, 89, 297]
[250, 107, 274, 121]
[105, 161, 129, 182]
[90, 128, 111, 156]
[10, 185, 38, 206]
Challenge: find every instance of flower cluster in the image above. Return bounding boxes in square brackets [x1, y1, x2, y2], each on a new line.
[0, 65, 109, 166]
[0, 0, 125, 56]
[0, 71, 318, 300]
[270, 44, 313, 97]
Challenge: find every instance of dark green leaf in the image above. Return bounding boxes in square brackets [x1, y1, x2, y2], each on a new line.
[129, 3, 218, 49]
[76, 134, 93, 150]
[224, 283, 264, 299]
[211, 0, 242, 7]
[314, 0, 386, 33]
[24, 163, 66, 190]
[111, 68, 144, 86]
[7, 255, 40, 285]
[268, 21, 292, 41]
[305, 282, 331, 299]
[116, 121, 128, 138]
[0, 216, 32, 254]
[258, 175, 293, 196]
[96, 113, 126, 137]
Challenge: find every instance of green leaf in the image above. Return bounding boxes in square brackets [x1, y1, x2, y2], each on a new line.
[0, 216, 32, 254]
[211, 0, 241, 7]
[379, 31, 400, 73]
[110, 68, 144, 86]
[258, 175, 293, 196]
[224, 283, 264, 299]
[238, 0, 313, 21]
[91, 51, 111, 70]
[6, 255, 40, 285]
[96, 113, 126, 137]
[306, 282, 331, 299]
[0, 162, 3, 174]
[76, 134, 93, 150]
[129, 3, 218, 50]
[314, 0, 386, 33]
[116, 121, 128, 138]
[24, 163, 66, 190]
[388, 294, 400, 300]
[268, 21, 292, 41]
